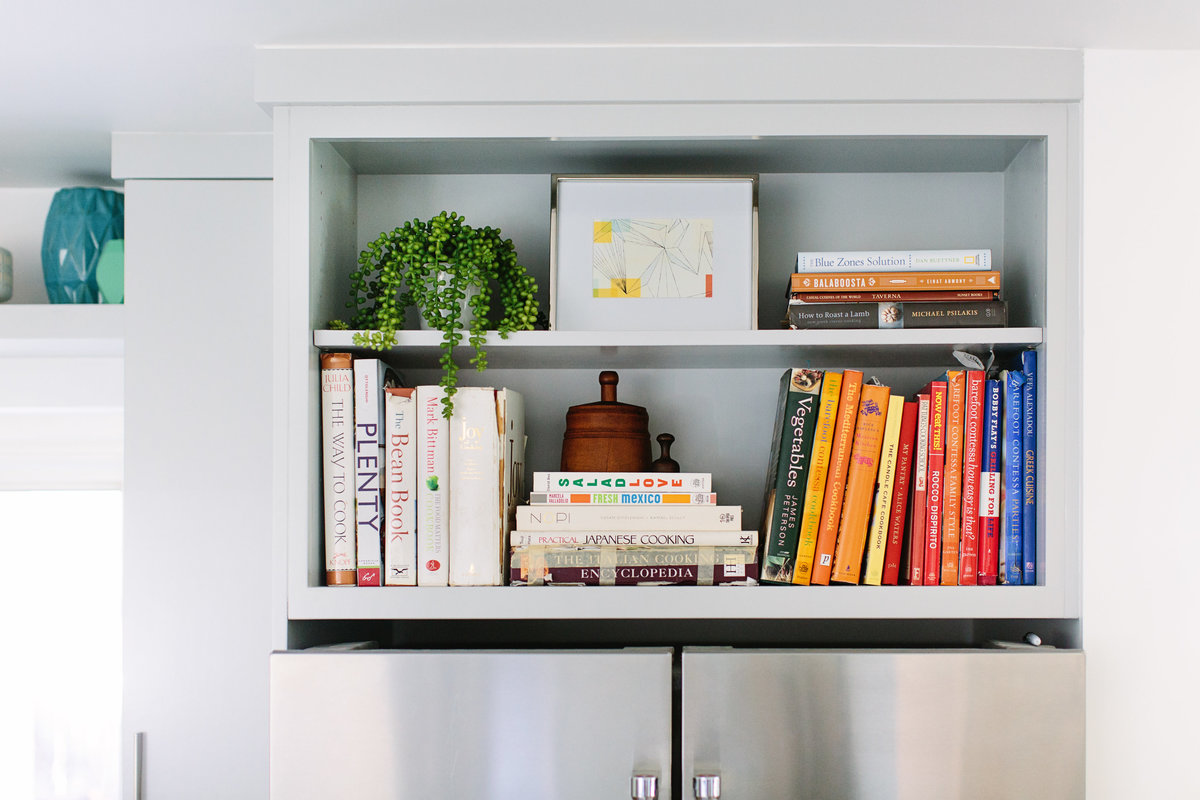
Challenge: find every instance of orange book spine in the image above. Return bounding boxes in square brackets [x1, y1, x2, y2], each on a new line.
[790, 270, 1001, 293]
[792, 371, 844, 585]
[831, 384, 893, 584]
[809, 370, 863, 585]
[940, 371, 965, 585]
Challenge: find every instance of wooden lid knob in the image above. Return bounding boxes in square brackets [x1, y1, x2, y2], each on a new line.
[599, 370, 618, 403]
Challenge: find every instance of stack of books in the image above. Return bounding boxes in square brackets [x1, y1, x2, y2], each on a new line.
[786, 248, 1007, 330]
[509, 472, 759, 586]
[760, 354, 1037, 587]
[318, 352, 526, 588]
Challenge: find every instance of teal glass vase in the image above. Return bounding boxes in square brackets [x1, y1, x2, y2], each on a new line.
[41, 187, 124, 304]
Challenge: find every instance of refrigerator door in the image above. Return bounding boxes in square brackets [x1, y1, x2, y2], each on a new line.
[682, 647, 1084, 800]
[270, 648, 672, 800]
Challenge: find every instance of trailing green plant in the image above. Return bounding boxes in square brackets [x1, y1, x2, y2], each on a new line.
[341, 210, 538, 416]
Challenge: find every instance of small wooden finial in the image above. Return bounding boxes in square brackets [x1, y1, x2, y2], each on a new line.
[651, 432, 680, 472]
[599, 370, 619, 403]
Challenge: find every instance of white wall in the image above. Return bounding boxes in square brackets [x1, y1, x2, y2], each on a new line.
[0, 188, 54, 303]
[1083, 50, 1200, 798]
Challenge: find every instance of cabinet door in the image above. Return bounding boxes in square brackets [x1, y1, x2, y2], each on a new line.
[270, 649, 673, 800]
[682, 648, 1084, 800]
[122, 180, 275, 799]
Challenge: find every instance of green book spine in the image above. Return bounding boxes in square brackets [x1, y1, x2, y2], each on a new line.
[760, 369, 824, 584]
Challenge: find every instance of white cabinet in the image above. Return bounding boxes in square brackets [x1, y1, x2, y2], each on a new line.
[261, 45, 1081, 643]
[122, 176, 274, 799]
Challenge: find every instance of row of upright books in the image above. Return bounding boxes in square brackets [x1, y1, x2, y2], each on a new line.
[786, 248, 1007, 330]
[761, 350, 1037, 586]
[319, 352, 525, 587]
[319, 350, 1038, 589]
[320, 349, 758, 588]
[509, 472, 758, 586]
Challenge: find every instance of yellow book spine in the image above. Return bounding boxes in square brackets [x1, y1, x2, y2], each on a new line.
[862, 395, 907, 586]
[830, 383, 892, 584]
[791, 371, 843, 585]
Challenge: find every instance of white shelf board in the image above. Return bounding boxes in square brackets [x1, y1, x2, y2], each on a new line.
[0, 304, 125, 356]
[313, 327, 1042, 370]
[288, 583, 1069, 622]
[328, 136, 1034, 176]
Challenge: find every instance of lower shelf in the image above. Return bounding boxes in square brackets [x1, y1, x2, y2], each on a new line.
[288, 582, 1071, 621]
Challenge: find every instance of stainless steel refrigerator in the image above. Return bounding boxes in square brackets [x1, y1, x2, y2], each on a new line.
[271, 646, 1083, 799]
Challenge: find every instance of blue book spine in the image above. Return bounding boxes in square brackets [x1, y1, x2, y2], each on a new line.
[1001, 369, 1026, 585]
[1020, 350, 1038, 585]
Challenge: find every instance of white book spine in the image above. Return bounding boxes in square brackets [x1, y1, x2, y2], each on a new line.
[416, 386, 450, 586]
[914, 396, 930, 497]
[384, 388, 417, 586]
[515, 504, 741, 531]
[498, 388, 526, 585]
[531, 472, 712, 492]
[353, 359, 392, 586]
[449, 387, 501, 586]
[319, 353, 356, 585]
[510, 530, 758, 547]
[794, 249, 991, 272]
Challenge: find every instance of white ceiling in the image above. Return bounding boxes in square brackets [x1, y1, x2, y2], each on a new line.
[2, 0, 1197, 187]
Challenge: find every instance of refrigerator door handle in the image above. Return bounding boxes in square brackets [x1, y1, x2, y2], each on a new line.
[631, 773, 659, 800]
[134, 731, 145, 800]
[693, 773, 721, 800]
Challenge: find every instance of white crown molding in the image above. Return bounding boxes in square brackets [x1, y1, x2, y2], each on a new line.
[255, 44, 1083, 107]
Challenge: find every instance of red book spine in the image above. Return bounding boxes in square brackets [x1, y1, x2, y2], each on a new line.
[881, 401, 919, 585]
[907, 393, 931, 585]
[922, 381, 947, 586]
[958, 371, 985, 586]
[977, 379, 1004, 585]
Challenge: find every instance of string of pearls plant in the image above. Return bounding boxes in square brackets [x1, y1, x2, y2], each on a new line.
[332, 211, 539, 416]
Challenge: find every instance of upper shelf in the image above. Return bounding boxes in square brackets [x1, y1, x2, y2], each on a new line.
[313, 327, 1042, 370]
[0, 304, 125, 356]
[329, 136, 1036, 177]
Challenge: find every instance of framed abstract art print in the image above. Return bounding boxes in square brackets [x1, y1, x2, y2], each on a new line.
[550, 175, 758, 331]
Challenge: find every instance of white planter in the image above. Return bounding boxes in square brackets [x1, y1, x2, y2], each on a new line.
[417, 269, 480, 331]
